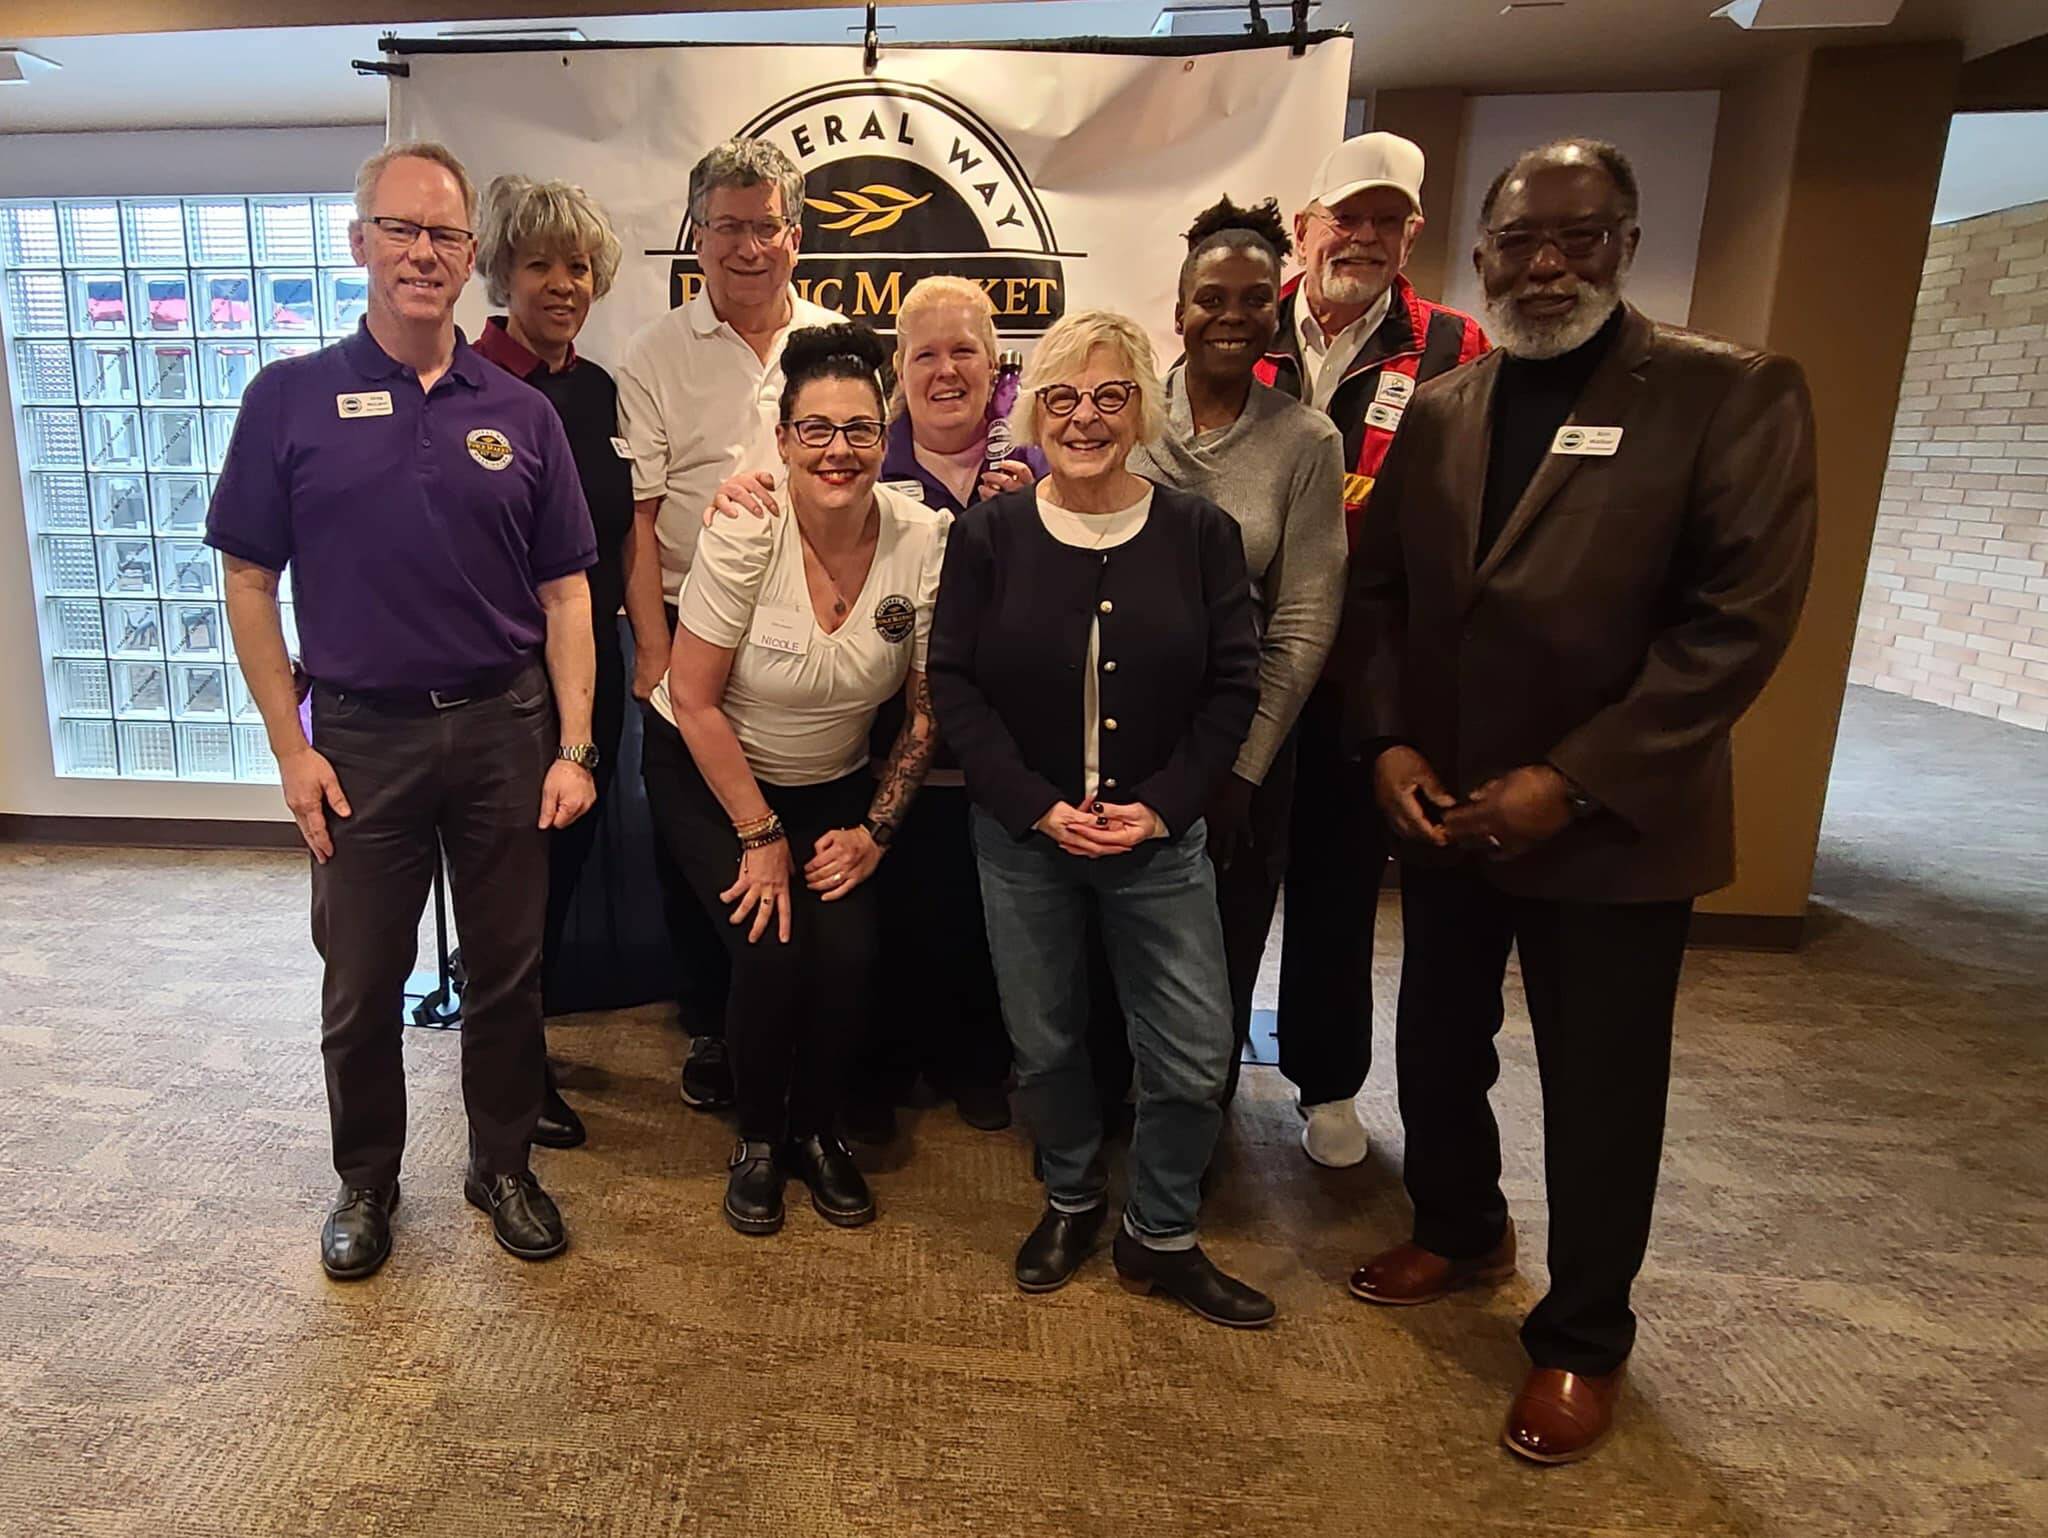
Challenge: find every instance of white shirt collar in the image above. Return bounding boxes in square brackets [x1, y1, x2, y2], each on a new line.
[1297, 284, 1394, 409]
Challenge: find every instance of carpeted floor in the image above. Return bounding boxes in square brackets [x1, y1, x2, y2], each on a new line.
[1, 686, 2043, 1537]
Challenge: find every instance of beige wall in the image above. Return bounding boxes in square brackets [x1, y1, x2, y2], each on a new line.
[1855, 203, 2048, 730]
[1370, 88, 1465, 304]
[1691, 42, 1963, 924]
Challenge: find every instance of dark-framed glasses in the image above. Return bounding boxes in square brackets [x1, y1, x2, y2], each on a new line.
[703, 217, 795, 245]
[365, 216, 475, 254]
[1484, 223, 1619, 263]
[784, 416, 886, 450]
[1036, 380, 1137, 418]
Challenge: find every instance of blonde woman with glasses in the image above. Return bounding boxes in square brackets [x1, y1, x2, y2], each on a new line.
[927, 309, 1272, 1327]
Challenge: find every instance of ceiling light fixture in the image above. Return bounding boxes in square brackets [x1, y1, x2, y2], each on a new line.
[0, 46, 62, 86]
[1712, 0, 1905, 30]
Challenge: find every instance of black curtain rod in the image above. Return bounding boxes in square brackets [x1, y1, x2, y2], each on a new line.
[375, 28, 1350, 61]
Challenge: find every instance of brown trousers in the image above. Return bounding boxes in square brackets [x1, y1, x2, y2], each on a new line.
[308, 665, 554, 1187]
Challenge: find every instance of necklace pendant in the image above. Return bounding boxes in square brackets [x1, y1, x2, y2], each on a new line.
[833, 597, 847, 616]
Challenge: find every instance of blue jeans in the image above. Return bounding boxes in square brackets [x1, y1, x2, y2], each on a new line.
[972, 807, 1233, 1247]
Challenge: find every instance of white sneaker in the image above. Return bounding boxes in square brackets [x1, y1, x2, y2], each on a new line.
[1300, 1099, 1370, 1168]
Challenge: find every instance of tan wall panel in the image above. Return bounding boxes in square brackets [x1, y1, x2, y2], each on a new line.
[1698, 42, 1962, 922]
[1370, 87, 1466, 303]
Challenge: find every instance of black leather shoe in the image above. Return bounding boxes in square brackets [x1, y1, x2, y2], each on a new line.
[724, 1140, 785, 1235]
[952, 1081, 1013, 1132]
[320, 1181, 398, 1280]
[1015, 1203, 1105, 1293]
[680, 1035, 735, 1111]
[532, 1083, 587, 1149]
[787, 1132, 875, 1226]
[463, 1168, 567, 1260]
[1111, 1229, 1276, 1328]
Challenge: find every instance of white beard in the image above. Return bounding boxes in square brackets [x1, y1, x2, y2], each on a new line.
[1486, 262, 1631, 360]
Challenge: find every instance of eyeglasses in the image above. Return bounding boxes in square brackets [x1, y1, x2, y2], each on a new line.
[702, 217, 795, 245]
[1310, 205, 1413, 240]
[1035, 380, 1137, 418]
[784, 416, 886, 450]
[1484, 223, 1619, 263]
[365, 216, 475, 254]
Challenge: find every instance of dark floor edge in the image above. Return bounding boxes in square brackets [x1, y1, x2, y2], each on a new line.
[0, 814, 303, 852]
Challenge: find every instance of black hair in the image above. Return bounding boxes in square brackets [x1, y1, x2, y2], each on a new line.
[777, 322, 891, 422]
[1480, 138, 1640, 227]
[1178, 194, 1292, 298]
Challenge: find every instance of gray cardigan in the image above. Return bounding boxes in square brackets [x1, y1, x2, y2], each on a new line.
[1132, 368, 1347, 782]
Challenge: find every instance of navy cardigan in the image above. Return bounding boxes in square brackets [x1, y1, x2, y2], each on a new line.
[928, 481, 1260, 839]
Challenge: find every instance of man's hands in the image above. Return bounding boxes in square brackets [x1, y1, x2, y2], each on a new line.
[280, 745, 350, 863]
[1034, 798, 1165, 858]
[804, 825, 883, 901]
[539, 759, 597, 830]
[703, 469, 780, 527]
[1373, 750, 1574, 860]
[1441, 764, 1573, 860]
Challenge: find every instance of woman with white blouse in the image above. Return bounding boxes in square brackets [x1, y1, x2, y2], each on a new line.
[640, 323, 948, 1236]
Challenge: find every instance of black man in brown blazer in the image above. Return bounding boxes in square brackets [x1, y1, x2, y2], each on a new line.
[1340, 139, 1818, 1464]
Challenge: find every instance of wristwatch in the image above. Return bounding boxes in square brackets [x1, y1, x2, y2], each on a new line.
[558, 743, 601, 772]
[860, 815, 896, 848]
[1560, 776, 1601, 822]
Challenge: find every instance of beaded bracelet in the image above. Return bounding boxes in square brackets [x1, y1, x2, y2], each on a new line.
[737, 816, 786, 852]
[733, 810, 779, 841]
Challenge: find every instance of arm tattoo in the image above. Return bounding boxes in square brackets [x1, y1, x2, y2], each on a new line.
[869, 670, 937, 830]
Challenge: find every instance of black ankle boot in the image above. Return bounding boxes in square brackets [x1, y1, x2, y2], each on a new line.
[1111, 1228, 1275, 1328]
[724, 1140, 785, 1235]
[1014, 1203, 1106, 1293]
[787, 1132, 875, 1226]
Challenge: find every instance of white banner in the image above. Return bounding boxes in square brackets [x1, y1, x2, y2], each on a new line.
[387, 36, 1353, 368]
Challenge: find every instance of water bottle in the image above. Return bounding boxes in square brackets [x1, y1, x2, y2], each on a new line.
[984, 349, 1025, 466]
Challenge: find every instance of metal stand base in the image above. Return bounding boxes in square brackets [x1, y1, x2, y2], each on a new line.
[401, 852, 463, 1030]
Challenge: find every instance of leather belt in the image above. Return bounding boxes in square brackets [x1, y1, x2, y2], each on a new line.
[314, 659, 537, 717]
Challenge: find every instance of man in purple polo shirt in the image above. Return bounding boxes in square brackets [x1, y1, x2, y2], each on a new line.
[208, 141, 600, 1281]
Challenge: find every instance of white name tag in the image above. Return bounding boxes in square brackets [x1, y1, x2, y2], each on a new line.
[1365, 400, 1405, 433]
[610, 435, 633, 460]
[749, 606, 810, 657]
[1372, 371, 1414, 409]
[1551, 425, 1624, 456]
[882, 478, 927, 503]
[336, 391, 392, 419]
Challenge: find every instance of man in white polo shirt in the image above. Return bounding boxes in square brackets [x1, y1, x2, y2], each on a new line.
[617, 137, 843, 1109]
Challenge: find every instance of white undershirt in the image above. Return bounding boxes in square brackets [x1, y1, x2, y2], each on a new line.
[1036, 484, 1151, 800]
[1298, 285, 1393, 413]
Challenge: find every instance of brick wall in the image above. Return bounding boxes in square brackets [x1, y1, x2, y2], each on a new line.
[1854, 200, 2048, 731]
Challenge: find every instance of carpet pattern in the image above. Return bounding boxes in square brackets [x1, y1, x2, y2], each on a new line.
[1, 687, 2042, 1537]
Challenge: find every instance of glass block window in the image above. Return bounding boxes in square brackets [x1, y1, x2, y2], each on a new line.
[3, 194, 360, 782]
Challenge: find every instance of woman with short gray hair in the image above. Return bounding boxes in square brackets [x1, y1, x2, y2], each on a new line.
[471, 173, 630, 1149]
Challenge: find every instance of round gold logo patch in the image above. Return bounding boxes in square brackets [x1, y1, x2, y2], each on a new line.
[873, 594, 915, 644]
[466, 428, 514, 471]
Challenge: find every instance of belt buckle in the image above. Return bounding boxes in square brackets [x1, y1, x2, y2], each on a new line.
[429, 688, 471, 710]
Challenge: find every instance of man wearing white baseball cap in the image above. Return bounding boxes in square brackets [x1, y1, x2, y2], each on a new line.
[1251, 132, 1488, 1170]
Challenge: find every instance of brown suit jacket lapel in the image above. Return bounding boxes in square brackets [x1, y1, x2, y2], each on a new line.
[1467, 305, 1657, 603]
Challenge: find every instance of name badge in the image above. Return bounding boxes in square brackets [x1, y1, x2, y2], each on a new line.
[1372, 372, 1414, 409]
[336, 391, 392, 419]
[1365, 400, 1405, 433]
[610, 435, 633, 460]
[1552, 425, 1624, 456]
[750, 606, 810, 657]
[882, 478, 927, 503]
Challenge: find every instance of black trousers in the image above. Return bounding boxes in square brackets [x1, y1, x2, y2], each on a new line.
[1275, 679, 1387, 1105]
[1396, 861, 1692, 1374]
[541, 615, 625, 1002]
[1218, 736, 1297, 1099]
[653, 602, 733, 1037]
[309, 667, 554, 1187]
[857, 784, 1012, 1102]
[640, 712, 878, 1144]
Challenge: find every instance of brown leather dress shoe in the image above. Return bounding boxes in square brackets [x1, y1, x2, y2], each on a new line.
[1348, 1220, 1516, 1304]
[1501, 1364, 1626, 1464]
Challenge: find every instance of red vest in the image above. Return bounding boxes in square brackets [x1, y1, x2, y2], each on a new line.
[1256, 274, 1489, 547]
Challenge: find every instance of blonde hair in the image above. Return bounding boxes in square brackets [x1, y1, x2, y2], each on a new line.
[354, 139, 475, 225]
[475, 175, 624, 306]
[889, 277, 1000, 420]
[1012, 309, 1167, 448]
